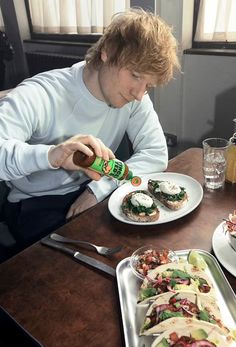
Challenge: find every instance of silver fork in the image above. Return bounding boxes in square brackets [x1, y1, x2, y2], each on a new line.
[50, 233, 122, 256]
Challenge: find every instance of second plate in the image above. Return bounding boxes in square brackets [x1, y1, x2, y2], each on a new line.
[212, 221, 236, 277]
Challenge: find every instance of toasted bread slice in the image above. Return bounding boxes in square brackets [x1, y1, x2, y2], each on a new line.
[148, 179, 188, 210]
[121, 190, 160, 222]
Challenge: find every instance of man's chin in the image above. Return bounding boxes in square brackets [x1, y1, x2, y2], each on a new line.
[108, 100, 130, 108]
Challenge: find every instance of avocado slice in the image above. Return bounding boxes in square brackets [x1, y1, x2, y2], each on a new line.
[191, 328, 208, 340]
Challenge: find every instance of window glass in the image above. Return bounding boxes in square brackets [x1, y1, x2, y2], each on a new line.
[194, 0, 236, 43]
[27, 0, 129, 35]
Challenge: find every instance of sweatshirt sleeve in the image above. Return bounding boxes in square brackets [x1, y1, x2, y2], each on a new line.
[0, 84, 55, 181]
[87, 95, 168, 202]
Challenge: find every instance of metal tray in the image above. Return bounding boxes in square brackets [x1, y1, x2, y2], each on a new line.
[116, 249, 236, 347]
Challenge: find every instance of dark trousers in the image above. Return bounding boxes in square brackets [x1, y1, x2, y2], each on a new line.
[3, 183, 88, 254]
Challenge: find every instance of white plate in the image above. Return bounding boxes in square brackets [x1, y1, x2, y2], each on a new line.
[212, 221, 236, 277]
[108, 172, 203, 225]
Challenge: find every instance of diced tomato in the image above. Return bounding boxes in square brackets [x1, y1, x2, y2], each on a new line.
[136, 249, 172, 275]
[169, 332, 179, 343]
[169, 297, 177, 304]
[142, 264, 150, 275]
[146, 256, 153, 264]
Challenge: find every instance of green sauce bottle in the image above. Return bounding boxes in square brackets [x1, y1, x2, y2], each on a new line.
[73, 146, 141, 186]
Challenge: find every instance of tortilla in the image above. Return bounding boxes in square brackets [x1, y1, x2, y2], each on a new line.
[140, 291, 229, 336]
[137, 262, 215, 303]
[151, 321, 232, 347]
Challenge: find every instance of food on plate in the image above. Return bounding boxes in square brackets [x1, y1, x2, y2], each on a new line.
[131, 247, 178, 278]
[140, 291, 229, 336]
[224, 210, 236, 233]
[137, 262, 215, 303]
[148, 179, 188, 210]
[121, 190, 159, 222]
[223, 210, 236, 251]
[151, 322, 231, 347]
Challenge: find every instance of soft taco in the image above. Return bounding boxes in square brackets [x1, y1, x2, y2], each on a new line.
[138, 262, 215, 303]
[151, 321, 233, 347]
[140, 291, 229, 336]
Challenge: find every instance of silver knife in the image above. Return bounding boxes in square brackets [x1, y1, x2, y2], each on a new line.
[41, 236, 116, 277]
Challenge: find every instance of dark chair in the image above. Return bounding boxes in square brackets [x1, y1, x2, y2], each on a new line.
[116, 132, 179, 161]
[0, 181, 16, 263]
[0, 89, 16, 262]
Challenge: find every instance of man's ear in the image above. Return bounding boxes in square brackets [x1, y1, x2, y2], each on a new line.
[101, 50, 108, 62]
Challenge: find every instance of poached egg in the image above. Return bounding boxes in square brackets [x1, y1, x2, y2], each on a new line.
[157, 181, 181, 195]
[131, 192, 153, 208]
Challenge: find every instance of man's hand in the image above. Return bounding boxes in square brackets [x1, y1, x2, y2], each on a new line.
[66, 188, 98, 220]
[48, 134, 115, 180]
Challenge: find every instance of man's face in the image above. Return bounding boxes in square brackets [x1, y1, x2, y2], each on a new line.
[97, 53, 157, 108]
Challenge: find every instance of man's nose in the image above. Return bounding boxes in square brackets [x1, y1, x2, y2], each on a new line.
[131, 84, 147, 101]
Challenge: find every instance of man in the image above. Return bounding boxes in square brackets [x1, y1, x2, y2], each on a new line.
[0, 8, 179, 253]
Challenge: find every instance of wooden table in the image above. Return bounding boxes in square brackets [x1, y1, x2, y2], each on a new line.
[0, 148, 235, 347]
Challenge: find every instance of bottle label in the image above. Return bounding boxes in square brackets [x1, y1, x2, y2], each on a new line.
[90, 158, 126, 180]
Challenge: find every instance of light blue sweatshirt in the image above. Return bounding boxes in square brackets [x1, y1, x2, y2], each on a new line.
[0, 61, 168, 203]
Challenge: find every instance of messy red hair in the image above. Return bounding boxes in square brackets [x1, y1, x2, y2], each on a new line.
[85, 8, 180, 85]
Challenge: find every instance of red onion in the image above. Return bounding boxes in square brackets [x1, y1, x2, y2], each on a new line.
[190, 341, 216, 347]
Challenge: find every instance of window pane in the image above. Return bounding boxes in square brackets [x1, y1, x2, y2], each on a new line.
[203, 0, 217, 34]
[229, 0, 236, 32]
[28, 0, 129, 35]
[195, 0, 236, 42]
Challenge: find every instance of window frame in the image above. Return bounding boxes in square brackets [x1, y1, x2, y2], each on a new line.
[24, 0, 102, 44]
[192, 0, 236, 50]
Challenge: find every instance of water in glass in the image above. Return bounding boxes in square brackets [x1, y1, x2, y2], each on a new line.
[203, 152, 226, 189]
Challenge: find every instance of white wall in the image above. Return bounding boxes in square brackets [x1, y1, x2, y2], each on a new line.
[182, 54, 236, 145]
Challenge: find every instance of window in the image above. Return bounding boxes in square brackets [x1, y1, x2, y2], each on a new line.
[193, 0, 236, 49]
[25, 0, 129, 42]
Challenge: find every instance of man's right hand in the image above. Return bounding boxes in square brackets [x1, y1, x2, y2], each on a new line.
[48, 134, 115, 180]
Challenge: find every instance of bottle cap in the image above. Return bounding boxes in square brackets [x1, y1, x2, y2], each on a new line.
[125, 170, 142, 186]
[131, 176, 142, 186]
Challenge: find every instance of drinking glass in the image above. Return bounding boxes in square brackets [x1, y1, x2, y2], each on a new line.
[202, 138, 229, 189]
